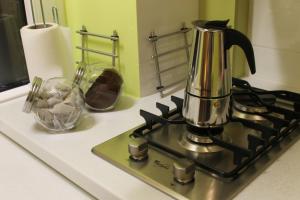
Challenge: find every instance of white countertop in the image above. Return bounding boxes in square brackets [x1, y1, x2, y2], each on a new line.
[0, 88, 300, 200]
[0, 132, 94, 200]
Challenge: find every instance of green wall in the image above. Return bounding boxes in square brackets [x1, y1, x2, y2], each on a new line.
[62, 0, 248, 97]
[64, 0, 140, 97]
[199, 0, 236, 27]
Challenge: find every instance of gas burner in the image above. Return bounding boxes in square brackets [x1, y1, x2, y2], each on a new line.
[232, 108, 272, 127]
[233, 100, 268, 114]
[179, 133, 225, 153]
[185, 125, 223, 144]
[186, 133, 214, 144]
[232, 101, 273, 127]
[232, 86, 277, 107]
[178, 125, 230, 153]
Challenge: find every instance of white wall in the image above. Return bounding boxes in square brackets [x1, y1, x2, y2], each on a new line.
[246, 0, 300, 92]
[137, 0, 199, 96]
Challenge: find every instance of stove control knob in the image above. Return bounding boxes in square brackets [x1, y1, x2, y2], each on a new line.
[173, 158, 195, 184]
[128, 138, 148, 161]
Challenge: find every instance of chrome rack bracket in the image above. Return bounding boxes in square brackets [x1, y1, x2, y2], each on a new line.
[76, 25, 119, 67]
[148, 23, 191, 97]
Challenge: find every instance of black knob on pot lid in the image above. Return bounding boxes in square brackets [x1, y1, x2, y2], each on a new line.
[193, 19, 229, 29]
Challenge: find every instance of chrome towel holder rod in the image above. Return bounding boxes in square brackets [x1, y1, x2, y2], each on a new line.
[148, 23, 191, 97]
[76, 26, 119, 67]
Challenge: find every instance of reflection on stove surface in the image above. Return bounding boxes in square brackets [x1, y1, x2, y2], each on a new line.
[92, 78, 300, 200]
[147, 122, 256, 173]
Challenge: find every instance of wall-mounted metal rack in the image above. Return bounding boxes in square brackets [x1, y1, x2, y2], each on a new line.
[148, 24, 191, 97]
[76, 25, 119, 66]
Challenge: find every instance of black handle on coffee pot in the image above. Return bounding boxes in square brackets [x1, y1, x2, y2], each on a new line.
[224, 28, 256, 74]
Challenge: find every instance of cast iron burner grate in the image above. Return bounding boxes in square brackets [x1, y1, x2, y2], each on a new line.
[131, 78, 300, 179]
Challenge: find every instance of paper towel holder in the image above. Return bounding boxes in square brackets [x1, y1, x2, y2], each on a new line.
[30, 0, 47, 29]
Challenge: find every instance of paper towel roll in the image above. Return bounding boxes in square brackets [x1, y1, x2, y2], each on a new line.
[20, 23, 73, 81]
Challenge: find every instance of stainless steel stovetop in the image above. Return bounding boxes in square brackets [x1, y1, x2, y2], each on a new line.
[92, 78, 300, 200]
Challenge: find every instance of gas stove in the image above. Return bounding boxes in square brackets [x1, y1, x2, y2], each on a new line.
[92, 78, 300, 200]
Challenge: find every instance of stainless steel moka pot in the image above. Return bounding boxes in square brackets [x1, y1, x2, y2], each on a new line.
[182, 20, 256, 128]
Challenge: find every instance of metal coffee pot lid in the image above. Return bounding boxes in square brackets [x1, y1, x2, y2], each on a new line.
[73, 62, 86, 86]
[23, 76, 43, 113]
[192, 19, 229, 29]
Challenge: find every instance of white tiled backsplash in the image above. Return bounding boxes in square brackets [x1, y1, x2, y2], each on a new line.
[246, 0, 300, 92]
